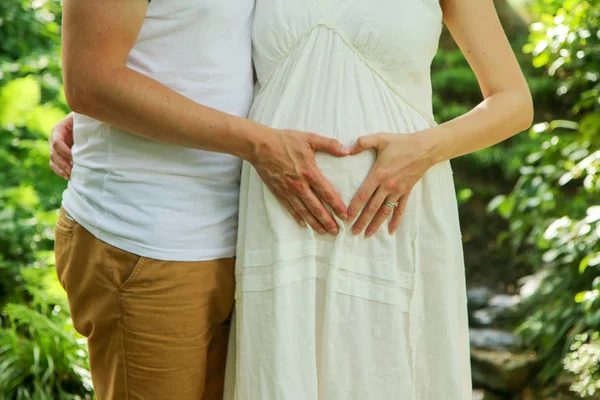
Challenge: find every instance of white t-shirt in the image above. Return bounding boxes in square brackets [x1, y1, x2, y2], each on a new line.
[63, 0, 255, 261]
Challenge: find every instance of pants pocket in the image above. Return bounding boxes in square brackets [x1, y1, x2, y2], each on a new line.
[109, 244, 148, 291]
[54, 208, 78, 289]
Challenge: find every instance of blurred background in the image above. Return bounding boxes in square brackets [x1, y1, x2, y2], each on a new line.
[0, 0, 598, 399]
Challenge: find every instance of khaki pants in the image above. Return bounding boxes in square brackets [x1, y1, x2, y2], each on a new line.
[54, 208, 235, 400]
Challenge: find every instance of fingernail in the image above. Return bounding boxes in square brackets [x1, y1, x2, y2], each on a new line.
[340, 214, 348, 221]
[341, 146, 351, 154]
[352, 228, 360, 235]
[365, 231, 373, 238]
[318, 228, 327, 235]
[329, 228, 339, 235]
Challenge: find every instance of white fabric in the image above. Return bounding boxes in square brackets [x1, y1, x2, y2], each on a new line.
[227, 0, 472, 398]
[63, 0, 255, 261]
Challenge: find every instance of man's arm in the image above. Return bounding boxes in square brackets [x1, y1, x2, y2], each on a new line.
[61, 0, 349, 234]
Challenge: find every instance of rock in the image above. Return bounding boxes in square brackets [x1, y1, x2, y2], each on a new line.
[489, 294, 520, 309]
[468, 286, 495, 310]
[470, 328, 522, 352]
[519, 270, 548, 299]
[470, 294, 521, 327]
[471, 307, 502, 327]
[471, 348, 541, 393]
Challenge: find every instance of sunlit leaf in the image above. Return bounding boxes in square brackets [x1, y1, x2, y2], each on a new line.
[0, 77, 41, 127]
[25, 106, 65, 139]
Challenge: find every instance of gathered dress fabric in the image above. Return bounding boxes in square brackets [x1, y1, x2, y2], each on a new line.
[225, 0, 472, 398]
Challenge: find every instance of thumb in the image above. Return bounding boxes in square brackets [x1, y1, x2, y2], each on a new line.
[348, 135, 379, 155]
[310, 135, 349, 157]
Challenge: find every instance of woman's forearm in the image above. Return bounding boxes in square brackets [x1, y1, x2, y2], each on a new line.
[425, 88, 534, 164]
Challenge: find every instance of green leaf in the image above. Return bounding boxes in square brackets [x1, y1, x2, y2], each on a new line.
[575, 291, 587, 303]
[579, 255, 590, 273]
[533, 52, 551, 68]
[25, 106, 66, 139]
[0, 77, 42, 127]
[549, 120, 580, 131]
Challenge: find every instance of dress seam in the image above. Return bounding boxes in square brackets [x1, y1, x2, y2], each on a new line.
[255, 23, 437, 126]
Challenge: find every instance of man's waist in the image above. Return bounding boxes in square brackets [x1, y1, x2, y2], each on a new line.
[70, 156, 242, 187]
[62, 192, 238, 261]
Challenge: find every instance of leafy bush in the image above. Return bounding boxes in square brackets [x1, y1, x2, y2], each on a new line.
[564, 332, 600, 397]
[489, 0, 600, 390]
[0, 0, 597, 396]
[431, 21, 559, 285]
[0, 265, 92, 400]
[0, 1, 91, 398]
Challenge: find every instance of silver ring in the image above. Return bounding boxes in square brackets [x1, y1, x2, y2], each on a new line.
[385, 201, 399, 208]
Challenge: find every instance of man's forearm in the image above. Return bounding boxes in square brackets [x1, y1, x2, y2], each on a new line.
[65, 65, 268, 161]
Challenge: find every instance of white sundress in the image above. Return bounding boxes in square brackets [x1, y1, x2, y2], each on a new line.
[226, 0, 472, 398]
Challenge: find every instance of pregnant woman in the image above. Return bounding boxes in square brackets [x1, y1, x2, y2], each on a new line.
[51, 0, 532, 398]
[227, 0, 531, 399]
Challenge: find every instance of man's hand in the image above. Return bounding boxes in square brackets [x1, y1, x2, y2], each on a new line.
[251, 129, 350, 235]
[49, 113, 74, 180]
[47, 114, 348, 234]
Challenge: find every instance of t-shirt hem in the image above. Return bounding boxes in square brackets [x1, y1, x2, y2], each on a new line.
[62, 202, 237, 262]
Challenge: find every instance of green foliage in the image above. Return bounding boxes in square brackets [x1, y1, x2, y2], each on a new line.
[433, 0, 599, 392]
[0, 0, 91, 398]
[0, 0, 62, 62]
[564, 332, 600, 397]
[0, 0, 596, 396]
[487, 0, 600, 390]
[0, 266, 92, 400]
[431, 32, 559, 284]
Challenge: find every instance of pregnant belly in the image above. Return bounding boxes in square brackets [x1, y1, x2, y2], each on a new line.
[312, 151, 376, 206]
[249, 64, 435, 206]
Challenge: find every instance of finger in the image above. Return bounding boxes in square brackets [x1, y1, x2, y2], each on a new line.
[63, 113, 75, 146]
[348, 135, 378, 156]
[288, 196, 328, 235]
[276, 197, 306, 227]
[351, 186, 388, 236]
[53, 138, 73, 160]
[309, 135, 349, 157]
[297, 189, 339, 235]
[347, 170, 380, 223]
[365, 195, 400, 238]
[309, 169, 347, 220]
[389, 193, 410, 234]
[49, 155, 70, 178]
[50, 160, 69, 180]
[50, 150, 72, 175]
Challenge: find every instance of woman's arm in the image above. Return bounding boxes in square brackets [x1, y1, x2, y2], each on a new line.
[427, 0, 533, 161]
[61, 0, 349, 234]
[346, 0, 533, 236]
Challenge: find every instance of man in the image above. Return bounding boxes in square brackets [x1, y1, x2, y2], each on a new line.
[52, 0, 348, 398]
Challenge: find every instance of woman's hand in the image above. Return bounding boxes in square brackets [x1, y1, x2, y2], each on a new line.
[346, 131, 438, 237]
[49, 113, 74, 180]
